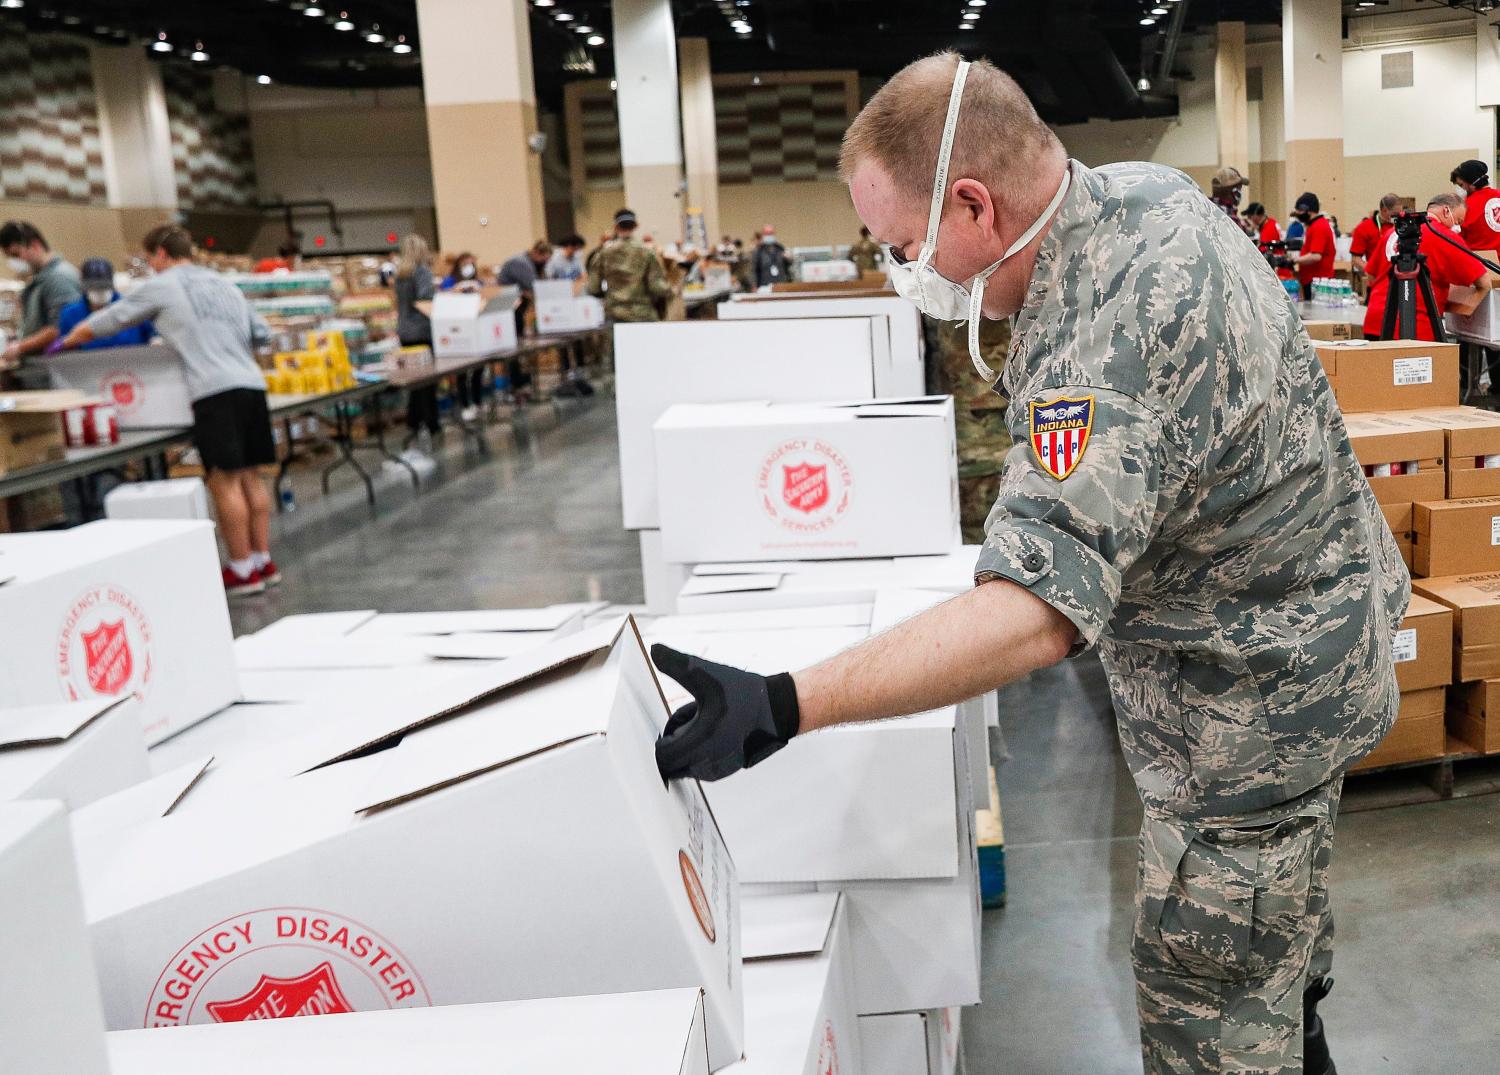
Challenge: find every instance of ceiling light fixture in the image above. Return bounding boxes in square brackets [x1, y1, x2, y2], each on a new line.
[151, 32, 172, 52]
[957, 22, 973, 30]
[257, 74, 272, 84]
[366, 30, 384, 42]
[587, 34, 604, 45]
[574, 24, 592, 33]
[304, 5, 323, 14]
[730, 18, 747, 28]
[962, 11, 979, 19]
[392, 35, 412, 53]
[1151, 5, 1168, 13]
[191, 42, 209, 61]
[968, 0, 986, 5]
[334, 12, 354, 30]
[1140, 16, 1156, 25]
[0, 1, 25, 9]
[609, 79, 617, 90]
[1136, 76, 1152, 91]
[734, 23, 752, 33]
[535, 0, 555, 6]
[555, 10, 574, 20]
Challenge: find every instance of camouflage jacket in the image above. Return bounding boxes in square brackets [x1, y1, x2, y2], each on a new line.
[586, 236, 671, 322]
[847, 238, 882, 274]
[975, 160, 1409, 820]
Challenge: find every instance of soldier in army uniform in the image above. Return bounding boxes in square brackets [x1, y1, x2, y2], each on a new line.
[648, 53, 1406, 1075]
[585, 208, 672, 323]
[929, 314, 1012, 543]
[847, 226, 883, 274]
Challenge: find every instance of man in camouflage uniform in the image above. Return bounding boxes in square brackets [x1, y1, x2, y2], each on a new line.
[847, 226, 883, 274]
[586, 208, 672, 323]
[929, 314, 1012, 543]
[646, 53, 1407, 1075]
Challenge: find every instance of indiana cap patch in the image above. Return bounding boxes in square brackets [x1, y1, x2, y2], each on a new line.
[1030, 395, 1094, 480]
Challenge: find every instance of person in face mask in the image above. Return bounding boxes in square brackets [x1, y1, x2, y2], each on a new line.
[440, 251, 482, 292]
[1289, 192, 1337, 300]
[645, 52, 1402, 1075]
[1360, 192, 1493, 341]
[52, 258, 155, 351]
[1450, 159, 1500, 251]
[0, 220, 83, 376]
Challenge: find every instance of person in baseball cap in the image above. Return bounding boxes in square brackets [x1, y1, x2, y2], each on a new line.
[1209, 166, 1251, 234]
[1290, 192, 1336, 299]
[1451, 159, 1500, 249]
[53, 256, 153, 350]
[614, 208, 638, 230]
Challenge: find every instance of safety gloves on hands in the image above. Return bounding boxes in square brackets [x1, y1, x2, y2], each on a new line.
[651, 643, 801, 782]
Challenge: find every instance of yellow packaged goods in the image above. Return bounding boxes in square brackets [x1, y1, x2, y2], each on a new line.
[1412, 572, 1500, 681]
[1313, 340, 1459, 413]
[1413, 497, 1500, 577]
[1351, 687, 1446, 770]
[1341, 411, 1446, 507]
[306, 330, 350, 364]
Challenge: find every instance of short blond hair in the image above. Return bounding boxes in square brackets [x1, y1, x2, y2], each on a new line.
[396, 233, 430, 278]
[840, 51, 1059, 203]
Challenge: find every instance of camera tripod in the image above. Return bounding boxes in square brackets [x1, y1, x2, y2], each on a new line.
[1380, 213, 1447, 342]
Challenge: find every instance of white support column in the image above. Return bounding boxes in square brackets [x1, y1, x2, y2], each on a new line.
[612, 0, 685, 243]
[415, 0, 546, 264]
[89, 45, 177, 211]
[678, 37, 719, 247]
[1215, 21, 1249, 177]
[1282, 0, 1344, 223]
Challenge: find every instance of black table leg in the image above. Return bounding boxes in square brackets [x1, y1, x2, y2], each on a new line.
[319, 401, 376, 508]
[274, 416, 297, 513]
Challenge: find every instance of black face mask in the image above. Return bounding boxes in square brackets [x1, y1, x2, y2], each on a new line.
[1295, 211, 1313, 223]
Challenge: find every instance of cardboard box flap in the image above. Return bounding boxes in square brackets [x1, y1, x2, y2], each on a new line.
[355, 621, 661, 814]
[69, 755, 213, 883]
[848, 398, 952, 418]
[0, 390, 91, 414]
[1405, 594, 1450, 621]
[248, 610, 377, 643]
[304, 617, 634, 774]
[651, 604, 874, 634]
[352, 604, 590, 638]
[680, 574, 785, 597]
[693, 561, 826, 576]
[740, 892, 840, 961]
[420, 633, 551, 661]
[0, 696, 130, 749]
[234, 635, 438, 671]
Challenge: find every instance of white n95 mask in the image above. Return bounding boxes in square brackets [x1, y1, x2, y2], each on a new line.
[885, 59, 1070, 382]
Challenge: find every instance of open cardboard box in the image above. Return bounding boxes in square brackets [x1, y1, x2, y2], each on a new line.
[0, 697, 147, 809]
[430, 290, 518, 358]
[78, 619, 744, 1070]
[860, 1008, 963, 1075]
[655, 398, 959, 564]
[0, 520, 239, 745]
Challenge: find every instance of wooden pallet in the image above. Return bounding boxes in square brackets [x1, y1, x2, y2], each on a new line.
[1344, 733, 1500, 809]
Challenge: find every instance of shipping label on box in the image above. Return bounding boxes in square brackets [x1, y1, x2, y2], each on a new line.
[1317, 341, 1460, 413]
[79, 620, 744, 1070]
[1394, 595, 1453, 692]
[655, 399, 959, 563]
[1414, 497, 1500, 577]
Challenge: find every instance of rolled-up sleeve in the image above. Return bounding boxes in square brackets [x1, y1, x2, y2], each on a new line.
[975, 385, 1167, 649]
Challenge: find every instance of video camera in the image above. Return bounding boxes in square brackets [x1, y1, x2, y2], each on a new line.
[1391, 210, 1427, 262]
[1259, 236, 1301, 271]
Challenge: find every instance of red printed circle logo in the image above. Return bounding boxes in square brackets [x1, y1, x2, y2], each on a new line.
[678, 850, 716, 944]
[758, 438, 852, 533]
[57, 585, 152, 701]
[146, 907, 431, 1027]
[103, 370, 145, 414]
[1487, 199, 1500, 232]
[817, 1020, 841, 1075]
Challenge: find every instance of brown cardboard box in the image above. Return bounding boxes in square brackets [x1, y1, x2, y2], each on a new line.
[1315, 340, 1460, 413]
[1341, 411, 1447, 506]
[1413, 497, 1500, 577]
[1380, 502, 1413, 534]
[1351, 687, 1446, 770]
[1395, 595, 1454, 692]
[1446, 680, 1500, 754]
[1396, 533, 1414, 570]
[1415, 406, 1500, 499]
[0, 391, 80, 475]
[1303, 319, 1354, 341]
[1412, 572, 1500, 681]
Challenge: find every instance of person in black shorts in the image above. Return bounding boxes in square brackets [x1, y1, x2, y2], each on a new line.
[53, 225, 281, 597]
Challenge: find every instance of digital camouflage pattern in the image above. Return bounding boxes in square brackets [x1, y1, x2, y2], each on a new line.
[847, 237, 883, 274]
[971, 161, 1407, 1070]
[930, 315, 1012, 543]
[585, 236, 672, 322]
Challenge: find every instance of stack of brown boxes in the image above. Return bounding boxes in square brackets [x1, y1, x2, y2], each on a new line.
[1351, 595, 1452, 769]
[1315, 339, 1460, 415]
[1411, 575, 1500, 755]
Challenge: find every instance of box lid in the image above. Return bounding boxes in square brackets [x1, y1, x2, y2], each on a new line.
[0, 696, 130, 750]
[740, 892, 839, 961]
[351, 604, 590, 638]
[656, 397, 950, 431]
[1412, 572, 1500, 609]
[1405, 594, 1451, 622]
[247, 610, 377, 644]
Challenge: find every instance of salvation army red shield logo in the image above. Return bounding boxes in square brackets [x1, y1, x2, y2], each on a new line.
[758, 439, 852, 534]
[103, 370, 145, 414]
[1029, 395, 1094, 480]
[783, 462, 829, 513]
[1487, 198, 1500, 232]
[817, 1020, 841, 1075]
[205, 962, 354, 1023]
[146, 907, 430, 1028]
[81, 619, 132, 694]
[57, 585, 152, 702]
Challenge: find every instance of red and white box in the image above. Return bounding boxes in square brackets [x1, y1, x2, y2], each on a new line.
[0, 520, 239, 745]
[77, 620, 744, 1071]
[430, 292, 518, 357]
[61, 400, 120, 448]
[729, 893, 861, 1075]
[654, 398, 959, 564]
[534, 279, 605, 332]
[48, 344, 194, 429]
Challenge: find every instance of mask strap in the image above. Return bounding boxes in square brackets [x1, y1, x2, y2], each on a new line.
[919, 61, 971, 266]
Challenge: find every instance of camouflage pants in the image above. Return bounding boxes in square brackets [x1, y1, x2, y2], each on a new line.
[959, 472, 1002, 545]
[1132, 778, 1341, 1074]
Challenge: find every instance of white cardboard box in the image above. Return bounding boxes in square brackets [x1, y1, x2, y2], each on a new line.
[718, 295, 925, 397]
[0, 697, 148, 809]
[655, 399, 959, 563]
[0, 520, 240, 745]
[731, 892, 861, 1075]
[535, 278, 606, 332]
[860, 1009, 962, 1075]
[108, 989, 711, 1075]
[641, 529, 692, 615]
[46, 343, 192, 428]
[614, 318, 886, 530]
[430, 292, 519, 357]
[79, 620, 744, 1070]
[0, 800, 110, 1075]
[104, 478, 211, 521]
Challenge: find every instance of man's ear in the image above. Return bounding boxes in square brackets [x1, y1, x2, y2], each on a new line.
[950, 178, 996, 236]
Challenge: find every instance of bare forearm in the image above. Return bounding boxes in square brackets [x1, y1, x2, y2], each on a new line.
[794, 579, 1076, 733]
[59, 324, 94, 349]
[16, 326, 58, 355]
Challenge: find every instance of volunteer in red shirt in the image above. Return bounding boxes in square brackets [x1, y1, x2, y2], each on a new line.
[1244, 202, 1280, 246]
[1361, 192, 1492, 341]
[1348, 193, 1400, 278]
[1290, 191, 1336, 300]
[1452, 159, 1500, 252]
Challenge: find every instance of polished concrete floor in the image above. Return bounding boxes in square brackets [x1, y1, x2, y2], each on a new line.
[235, 398, 1500, 1073]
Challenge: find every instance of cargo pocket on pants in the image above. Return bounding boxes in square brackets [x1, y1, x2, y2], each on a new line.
[1142, 818, 1259, 982]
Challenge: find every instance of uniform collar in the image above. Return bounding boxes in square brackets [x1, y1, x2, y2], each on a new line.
[1016, 159, 1100, 319]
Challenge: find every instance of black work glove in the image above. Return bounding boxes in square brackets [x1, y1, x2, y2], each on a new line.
[651, 643, 801, 782]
